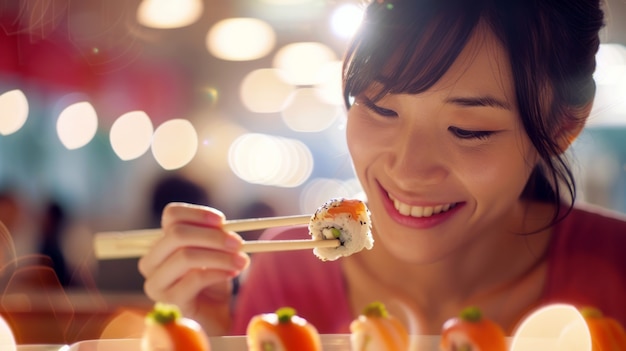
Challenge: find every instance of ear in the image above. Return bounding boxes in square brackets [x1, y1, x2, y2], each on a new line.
[555, 104, 591, 153]
[555, 120, 585, 153]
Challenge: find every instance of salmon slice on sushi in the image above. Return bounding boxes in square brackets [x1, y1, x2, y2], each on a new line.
[246, 307, 322, 351]
[440, 306, 507, 351]
[350, 301, 410, 351]
[141, 302, 211, 351]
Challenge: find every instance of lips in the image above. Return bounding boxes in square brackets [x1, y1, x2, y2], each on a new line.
[388, 193, 458, 218]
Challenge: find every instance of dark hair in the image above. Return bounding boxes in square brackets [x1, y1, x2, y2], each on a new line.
[342, 0, 604, 226]
[150, 174, 211, 225]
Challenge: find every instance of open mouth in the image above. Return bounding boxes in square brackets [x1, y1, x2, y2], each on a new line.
[388, 193, 459, 218]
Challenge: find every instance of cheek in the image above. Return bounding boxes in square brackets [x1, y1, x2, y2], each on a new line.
[463, 142, 537, 201]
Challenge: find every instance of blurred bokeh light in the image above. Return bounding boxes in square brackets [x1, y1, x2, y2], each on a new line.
[281, 87, 342, 132]
[314, 60, 344, 106]
[0, 314, 16, 351]
[228, 133, 313, 187]
[589, 43, 626, 126]
[330, 3, 364, 39]
[240, 68, 295, 113]
[151, 119, 198, 170]
[273, 42, 337, 86]
[56, 101, 98, 150]
[109, 111, 154, 161]
[510, 304, 591, 351]
[206, 18, 276, 61]
[0, 89, 28, 136]
[137, 0, 204, 28]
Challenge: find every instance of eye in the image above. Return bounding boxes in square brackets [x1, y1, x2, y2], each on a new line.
[448, 126, 494, 140]
[358, 98, 397, 117]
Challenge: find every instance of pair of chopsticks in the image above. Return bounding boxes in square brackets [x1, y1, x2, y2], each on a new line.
[93, 214, 339, 259]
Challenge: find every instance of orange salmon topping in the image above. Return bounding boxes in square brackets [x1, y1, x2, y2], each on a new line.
[163, 319, 210, 351]
[351, 301, 410, 351]
[255, 317, 319, 351]
[440, 307, 507, 351]
[146, 303, 210, 351]
[580, 306, 626, 350]
[325, 199, 366, 220]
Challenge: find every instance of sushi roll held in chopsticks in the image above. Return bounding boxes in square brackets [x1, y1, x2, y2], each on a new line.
[246, 307, 322, 351]
[308, 198, 374, 261]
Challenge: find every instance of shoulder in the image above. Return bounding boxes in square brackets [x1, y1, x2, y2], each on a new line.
[543, 203, 626, 324]
[550, 202, 626, 263]
[558, 202, 626, 232]
[563, 202, 626, 229]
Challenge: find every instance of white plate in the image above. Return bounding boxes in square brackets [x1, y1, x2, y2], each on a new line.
[212, 335, 441, 350]
[17, 346, 67, 351]
[31, 335, 440, 351]
[18, 335, 566, 351]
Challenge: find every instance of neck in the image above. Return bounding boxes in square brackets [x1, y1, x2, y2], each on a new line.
[342, 200, 555, 334]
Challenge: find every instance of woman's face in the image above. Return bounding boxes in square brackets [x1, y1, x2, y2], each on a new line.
[346, 27, 539, 263]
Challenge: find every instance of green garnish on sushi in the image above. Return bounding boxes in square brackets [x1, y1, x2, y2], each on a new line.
[276, 307, 297, 324]
[362, 301, 389, 318]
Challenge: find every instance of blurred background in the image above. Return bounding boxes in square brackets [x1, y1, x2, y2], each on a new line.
[0, 0, 625, 344]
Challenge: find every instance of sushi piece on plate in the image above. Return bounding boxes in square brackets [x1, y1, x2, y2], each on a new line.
[440, 306, 507, 351]
[580, 306, 626, 351]
[350, 301, 410, 351]
[309, 198, 373, 261]
[246, 307, 322, 351]
[141, 302, 211, 351]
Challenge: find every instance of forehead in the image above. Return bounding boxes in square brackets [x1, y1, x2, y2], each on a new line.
[371, 22, 515, 105]
[436, 24, 515, 101]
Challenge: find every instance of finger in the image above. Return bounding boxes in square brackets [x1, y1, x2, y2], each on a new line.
[143, 248, 249, 299]
[162, 202, 225, 228]
[138, 223, 243, 277]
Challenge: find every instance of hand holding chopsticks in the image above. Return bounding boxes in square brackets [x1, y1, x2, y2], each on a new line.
[93, 214, 340, 259]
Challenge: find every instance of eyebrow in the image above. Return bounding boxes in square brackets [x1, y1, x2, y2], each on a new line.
[445, 96, 512, 110]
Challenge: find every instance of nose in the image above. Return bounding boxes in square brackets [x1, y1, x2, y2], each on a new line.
[386, 124, 448, 188]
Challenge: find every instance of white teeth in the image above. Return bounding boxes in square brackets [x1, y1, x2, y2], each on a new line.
[410, 206, 423, 217]
[397, 201, 411, 216]
[389, 194, 456, 218]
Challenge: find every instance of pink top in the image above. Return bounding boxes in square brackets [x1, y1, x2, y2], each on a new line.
[230, 203, 626, 335]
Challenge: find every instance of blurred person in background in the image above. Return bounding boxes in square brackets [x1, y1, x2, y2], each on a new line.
[0, 186, 36, 267]
[98, 173, 213, 291]
[148, 174, 212, 228]
[0, 190, 19, 268]
[37, 199, 70, 286]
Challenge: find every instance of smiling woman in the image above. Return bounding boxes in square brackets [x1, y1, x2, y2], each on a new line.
[346, 20, 538, 263]
[136, 0, 626, 339]
[1, 0, 626, 346]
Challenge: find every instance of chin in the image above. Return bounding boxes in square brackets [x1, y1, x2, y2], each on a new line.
[374, 235, 451, 265]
